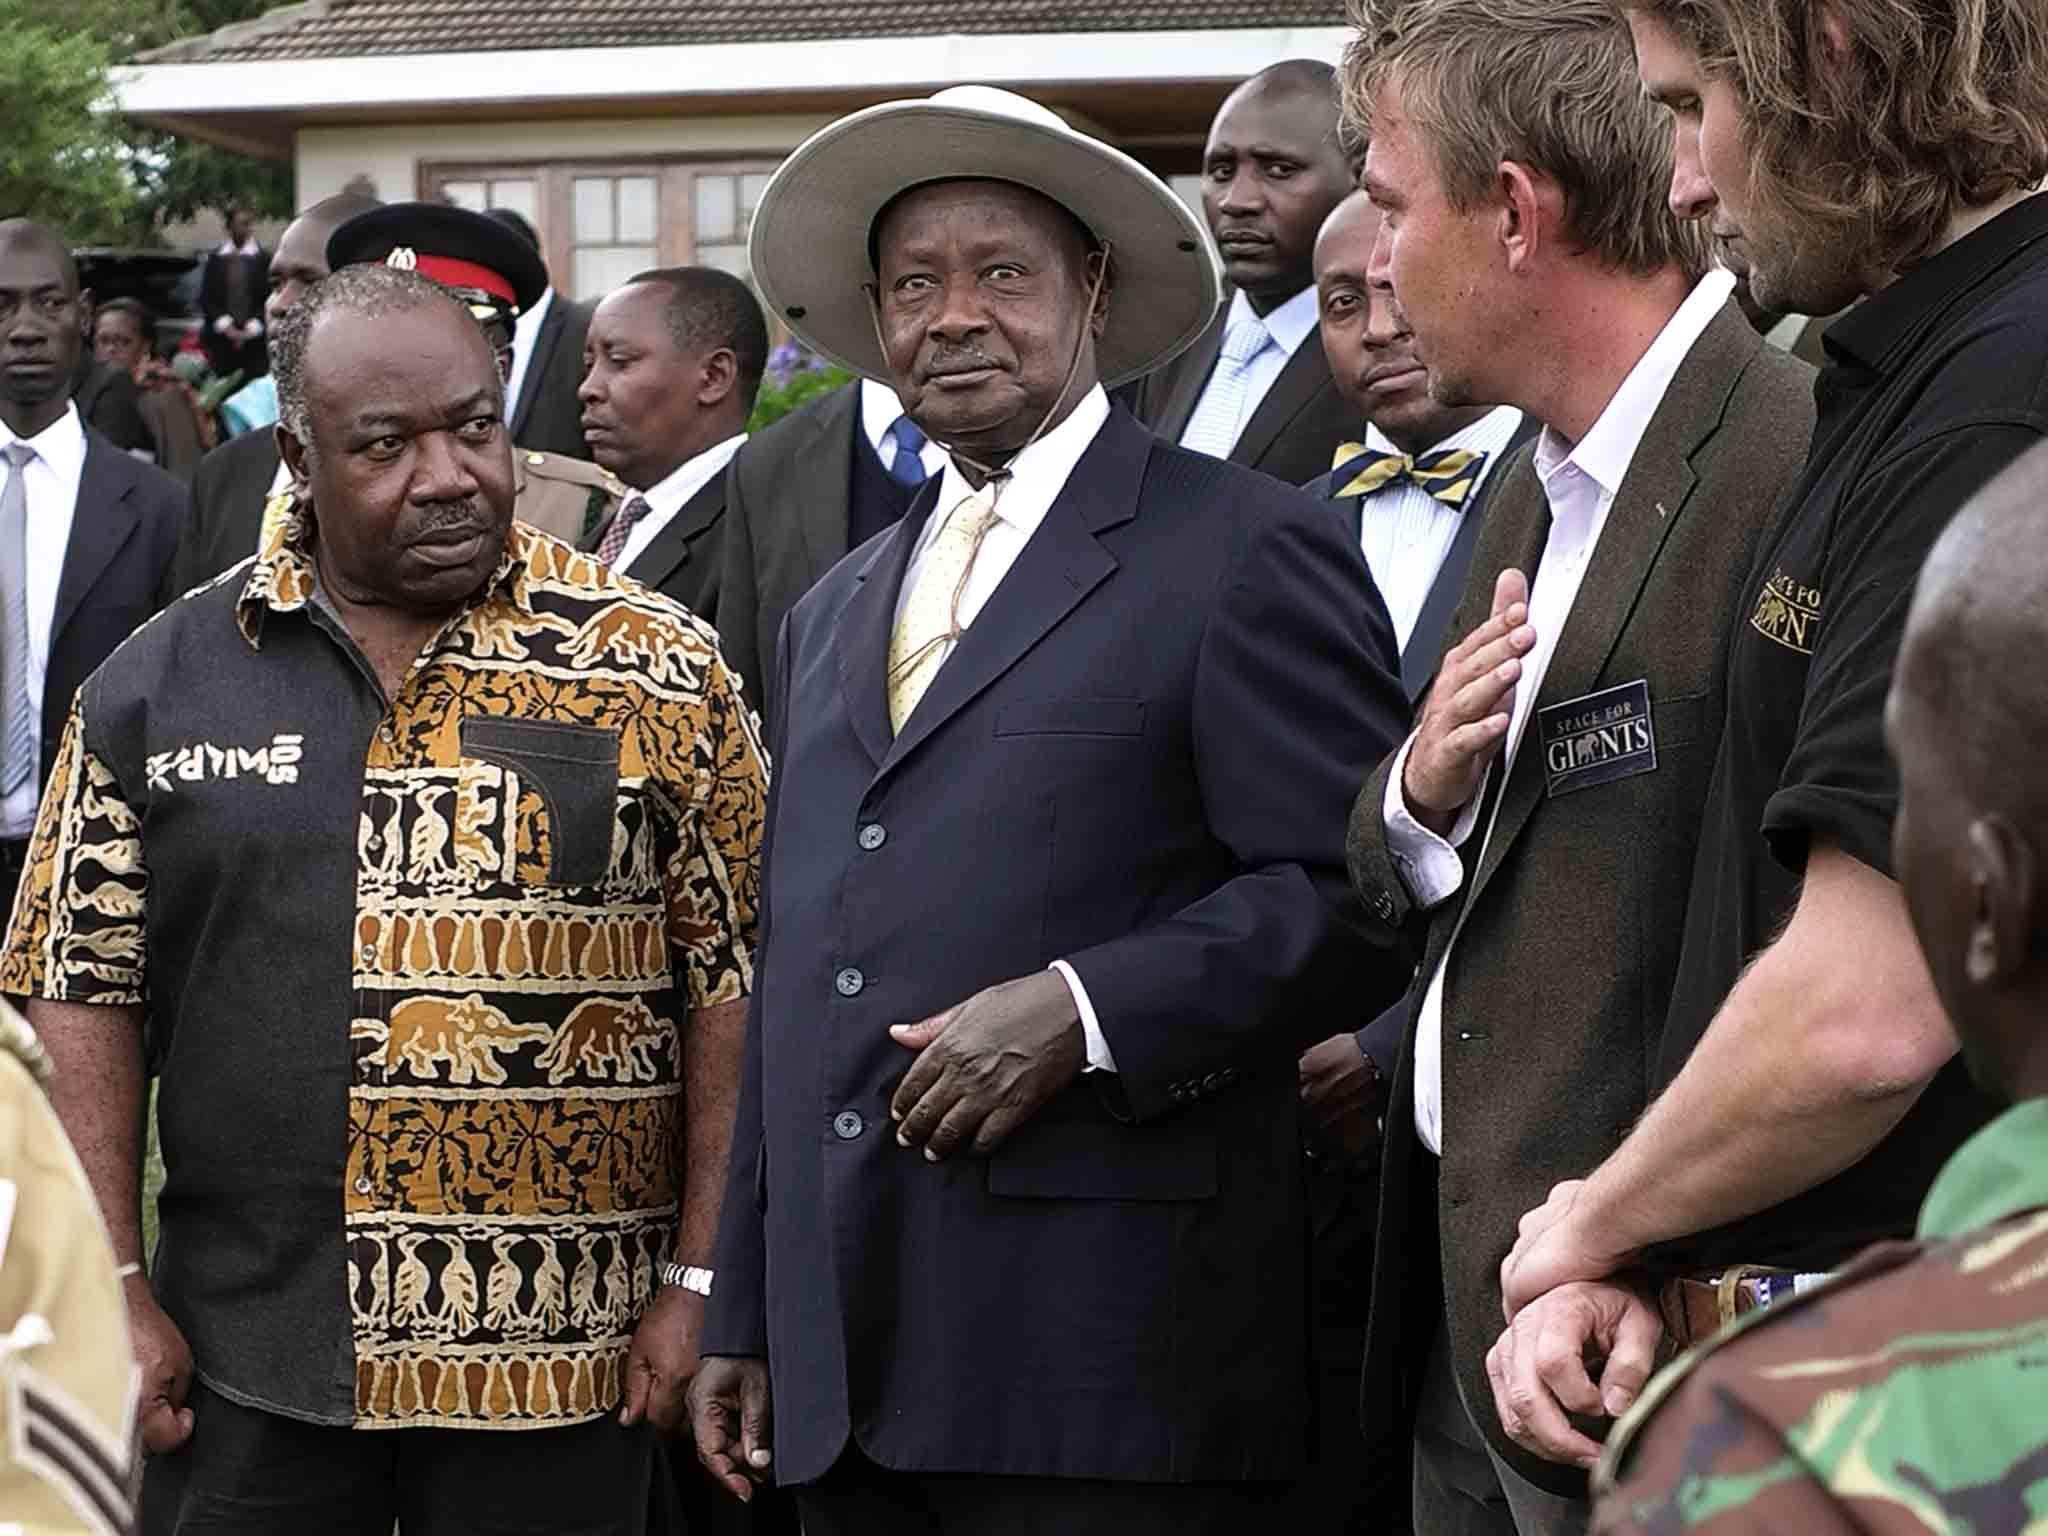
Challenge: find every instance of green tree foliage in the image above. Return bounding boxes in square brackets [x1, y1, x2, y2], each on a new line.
[7, 0, 291, 245]
[0, 0, 140, 241]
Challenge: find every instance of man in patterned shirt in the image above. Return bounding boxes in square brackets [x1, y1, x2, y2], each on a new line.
[1, 262, 767, 1534]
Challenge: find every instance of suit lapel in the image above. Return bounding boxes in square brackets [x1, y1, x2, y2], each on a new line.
[1467, 304, 1757, 907]
[513, 300, 566, 438]
[624, 473, 726, 591]
[1230, 340, 1331, 470]
[1401, 420, 1542, 699]
[1155, 316, 1223, 442]
[53, 437, 141, 646]
[879, 411, 1147, 776]
[839, 478, 941, 768]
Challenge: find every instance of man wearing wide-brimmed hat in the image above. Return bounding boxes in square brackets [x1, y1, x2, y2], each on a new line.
[687, 86, 1411, 1531]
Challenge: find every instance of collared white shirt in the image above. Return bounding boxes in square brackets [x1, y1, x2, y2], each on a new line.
[1350, 406, 1525, 651]
[506, 286, 556, 426]
[611, 431, 749, 574]
[1384, 268, 1736, 1155]
[1177, 285, 1321, 456]
[215, 236, 261, 258]
[0, 404, 87, 840]
[859, 378, 949, 482]
[893, 385, 1120, 1070]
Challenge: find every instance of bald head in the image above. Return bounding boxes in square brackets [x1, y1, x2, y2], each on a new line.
[266, 191, 385, 342]
[1901, 445, 2048, 825]
[1889, 440, 2048, 1098]
[0, 221, 78, 296]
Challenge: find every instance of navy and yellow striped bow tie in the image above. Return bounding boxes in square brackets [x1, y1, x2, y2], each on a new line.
[1331, 441, 1488, 508]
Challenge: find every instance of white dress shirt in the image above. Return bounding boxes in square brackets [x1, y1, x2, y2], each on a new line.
[0, 405, 87, 840]
[859, 378, 949, 481]
[1385, 268, 1737, 1154]
[1178, 286, 1321, 455]
[506, 286, 556, 425]
[611, 432, 749, 574]
[896, 385, 1121, 1071]
[1351, 406, 1525, 651]
[212, 236, 265, 338]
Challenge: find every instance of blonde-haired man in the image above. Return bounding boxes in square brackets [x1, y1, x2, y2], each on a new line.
[1493, 0, 2048, 1498]
[1338, 0, 1814, 1529]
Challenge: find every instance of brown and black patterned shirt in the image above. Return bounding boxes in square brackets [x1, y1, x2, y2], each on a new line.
[1, 502, 767, 1431]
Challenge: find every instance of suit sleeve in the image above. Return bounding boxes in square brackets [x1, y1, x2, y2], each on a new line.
[88, 372, 153, 457]
[1062, 493, 1412, 1122]
[713, 453, 767, 716]
[700, 613, 792, 1358]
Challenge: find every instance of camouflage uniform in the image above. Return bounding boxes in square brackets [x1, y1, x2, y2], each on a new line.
[1594, 1097, 2048, 1534]
[0, 1000, 139, 1535]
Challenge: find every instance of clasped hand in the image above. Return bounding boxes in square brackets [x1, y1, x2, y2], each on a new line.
[889, 970, 1086, 1160]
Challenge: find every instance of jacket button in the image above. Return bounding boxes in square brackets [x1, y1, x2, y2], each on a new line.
[1372, 891, 1396, 921]
[835, 967, 865, 997]
[1202, 1073, 1221, 1092]
[358, 943, 377, 967]
[354, 1176, 373, 1195]
[833, 1110, 865, 1140]
[858, 823, 887, 851]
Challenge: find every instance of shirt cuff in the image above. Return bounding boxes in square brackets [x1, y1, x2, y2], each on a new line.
[1382, 732, 1472, 909]
[1049, 960, 1116, 1074]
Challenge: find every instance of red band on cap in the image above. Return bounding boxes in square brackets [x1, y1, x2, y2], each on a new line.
[408, 253, 517, 306]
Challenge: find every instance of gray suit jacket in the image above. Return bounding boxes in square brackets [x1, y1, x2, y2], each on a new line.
[1123, 308, 1355, 488]
[1346, 300, 1817, 1496]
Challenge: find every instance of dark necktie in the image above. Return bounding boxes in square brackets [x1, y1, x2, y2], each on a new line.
[885, 415, 929, 490]
[594, 495, 653, 568]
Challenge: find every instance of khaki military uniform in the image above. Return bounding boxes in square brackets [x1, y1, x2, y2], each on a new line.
[1594, 1097, 2048, 1535]
[0, 1002, 139, 1536]
[513, 449, 624, 546]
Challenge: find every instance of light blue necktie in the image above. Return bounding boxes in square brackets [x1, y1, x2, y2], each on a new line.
[0, 443, 36, 796]
[1179, 310, 1272, 459]
[885, 415, 929, 490]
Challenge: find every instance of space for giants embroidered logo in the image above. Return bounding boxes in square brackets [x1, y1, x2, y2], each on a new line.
[145, 733, 305, 791]
[1749, 566, 1823, 654]
[1537, 679, 1657, 798]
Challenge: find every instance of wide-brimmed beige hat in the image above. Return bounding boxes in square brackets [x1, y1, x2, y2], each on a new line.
[748, 86, 1223, 388]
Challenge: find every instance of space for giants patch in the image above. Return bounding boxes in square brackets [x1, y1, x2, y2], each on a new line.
[1537, 679, 1657, 797]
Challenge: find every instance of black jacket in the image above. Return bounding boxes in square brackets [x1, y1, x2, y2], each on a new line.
[173, 429, 278, 595]
[1121, 306, 1356, 488]
[510, 295, 594, 462]
[39, 431, 185, 785]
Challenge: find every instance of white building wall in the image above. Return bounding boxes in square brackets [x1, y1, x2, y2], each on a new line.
[295, 113, 836, 204]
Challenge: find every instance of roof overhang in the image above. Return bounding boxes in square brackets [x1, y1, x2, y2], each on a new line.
[113, 26, 1350, 158]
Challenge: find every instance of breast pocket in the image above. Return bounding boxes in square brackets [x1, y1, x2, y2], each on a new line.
[994, 699, 1148, 739]
[458, 716, 620, 889]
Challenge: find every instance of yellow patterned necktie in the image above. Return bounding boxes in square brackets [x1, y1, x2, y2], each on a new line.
[1331, 441, 1488, 508]
[887, 490, 1001, 734]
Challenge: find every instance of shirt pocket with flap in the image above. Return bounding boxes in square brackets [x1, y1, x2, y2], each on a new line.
[457, 716, 621, 890]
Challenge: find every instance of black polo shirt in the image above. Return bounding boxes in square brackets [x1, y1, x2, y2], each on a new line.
[1653, 195, 2048, 1275]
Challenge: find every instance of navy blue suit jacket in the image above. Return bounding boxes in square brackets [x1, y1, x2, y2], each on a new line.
[702, 405, 1411, 1485]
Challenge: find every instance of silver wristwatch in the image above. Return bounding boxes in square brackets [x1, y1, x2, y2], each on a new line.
[660, 1262, 714, 1297]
